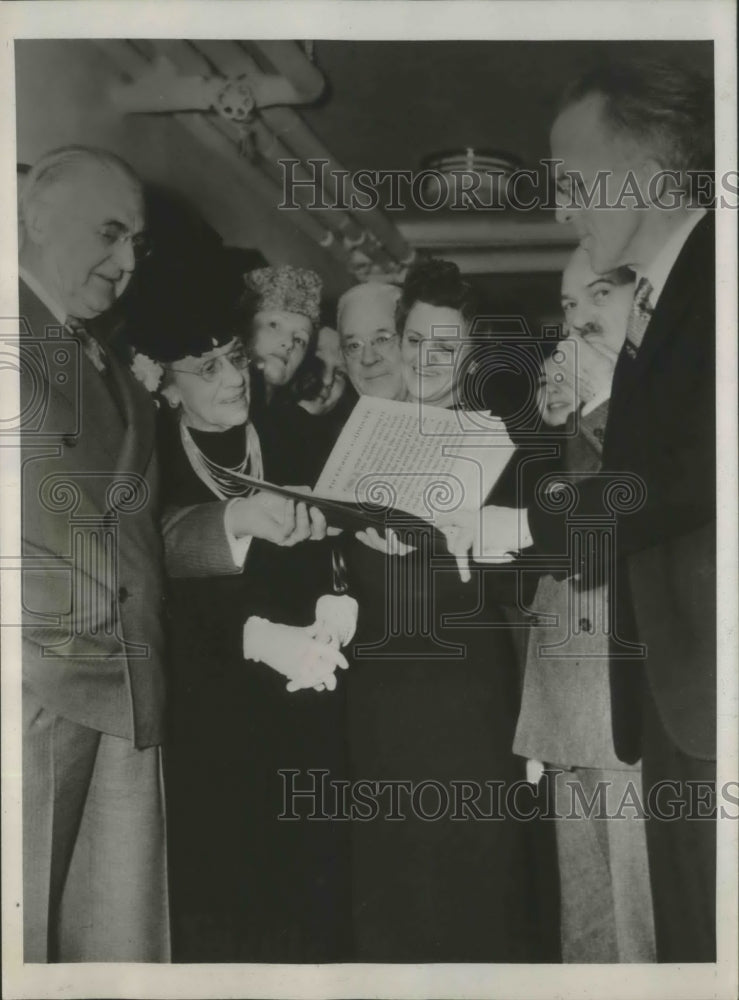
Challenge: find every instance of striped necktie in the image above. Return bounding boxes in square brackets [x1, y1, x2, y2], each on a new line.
[623, 277, 654, 360]
[66, 318, 128, 421]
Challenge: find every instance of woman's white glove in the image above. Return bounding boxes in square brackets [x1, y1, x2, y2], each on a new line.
[243, 616, 348, 692]
[313, 594, 359, 648]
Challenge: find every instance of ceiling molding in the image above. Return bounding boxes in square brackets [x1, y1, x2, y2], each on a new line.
[397, 216, 578, 273]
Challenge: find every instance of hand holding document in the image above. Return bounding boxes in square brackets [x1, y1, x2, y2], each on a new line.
[225, 489, 327, 545]
[314, 396, 517, 535]
[437, 506, 530, 582]
[224, 397, 518, 547]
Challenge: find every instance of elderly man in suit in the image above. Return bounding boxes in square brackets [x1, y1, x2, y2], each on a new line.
[336, 281, 405, 401]
[17, 146, 326, 963]
[441, 59, 716, 962]
[514, 248, 656, 962]
[18, 146, 172, 963]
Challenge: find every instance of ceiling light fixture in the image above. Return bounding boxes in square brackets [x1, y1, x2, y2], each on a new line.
[419, 147, 522, 209]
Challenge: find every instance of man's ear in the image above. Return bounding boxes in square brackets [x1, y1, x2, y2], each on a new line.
[22, 198, 51, 246]
[639, 156, 674, 208]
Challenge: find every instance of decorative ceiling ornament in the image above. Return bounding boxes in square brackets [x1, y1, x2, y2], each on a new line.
[109, 52, 325, 163]
[105, 43, 414, 284]
[110, 53, 319, 120]
[214, 74, 257, 125]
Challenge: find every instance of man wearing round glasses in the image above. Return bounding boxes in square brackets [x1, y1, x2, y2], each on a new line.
[20, 146, 148, 322]
[336, 282, 406, 401]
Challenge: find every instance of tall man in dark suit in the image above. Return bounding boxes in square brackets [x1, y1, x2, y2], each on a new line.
[441, 59, 716, 961]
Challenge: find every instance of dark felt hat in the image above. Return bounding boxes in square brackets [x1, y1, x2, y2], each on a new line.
[125, 255, 244, 363]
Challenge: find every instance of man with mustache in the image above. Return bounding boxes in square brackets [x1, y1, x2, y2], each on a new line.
[539, 247, 635, 427]
[515, 249, 656, 962]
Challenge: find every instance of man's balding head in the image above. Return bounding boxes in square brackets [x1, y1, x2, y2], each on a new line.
[20, 146, 145, 320]
[551, 59, 713, 274]
[556, 59, 713, 183]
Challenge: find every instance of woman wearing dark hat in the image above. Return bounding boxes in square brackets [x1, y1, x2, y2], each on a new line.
[129, 276, 356, 963]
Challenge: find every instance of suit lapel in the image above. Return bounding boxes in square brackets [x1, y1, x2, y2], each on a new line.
[19, 278, 155, 477]
[19, 278, 81, 426]
[610, 214, 714, 409]
[107, 351, 156, 477]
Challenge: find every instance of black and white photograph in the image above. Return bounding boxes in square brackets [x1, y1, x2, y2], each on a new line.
[1, 2, 737, 998]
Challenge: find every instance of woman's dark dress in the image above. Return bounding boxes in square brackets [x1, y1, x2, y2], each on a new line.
[339, 407, 557, 963]
[160, 413, 351, 963]
[167, 374, 557, 962]
[256, 382, 558, 961]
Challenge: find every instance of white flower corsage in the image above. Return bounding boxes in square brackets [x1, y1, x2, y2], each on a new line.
[130, 351, 164, 393]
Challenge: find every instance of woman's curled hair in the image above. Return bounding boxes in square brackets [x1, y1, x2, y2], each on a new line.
[397, 257, 479, 332]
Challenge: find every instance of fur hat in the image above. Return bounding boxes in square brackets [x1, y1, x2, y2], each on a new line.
[243, 265, 322, 326]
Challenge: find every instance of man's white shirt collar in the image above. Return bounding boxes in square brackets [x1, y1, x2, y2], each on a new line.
[19, 266, 67, 325]
[638, 207, 707, 308]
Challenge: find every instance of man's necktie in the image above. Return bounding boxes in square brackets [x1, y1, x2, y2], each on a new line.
[66, 318, 127, 421]
[623, 277, 654, 360]
[66, 318, 108, 374]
